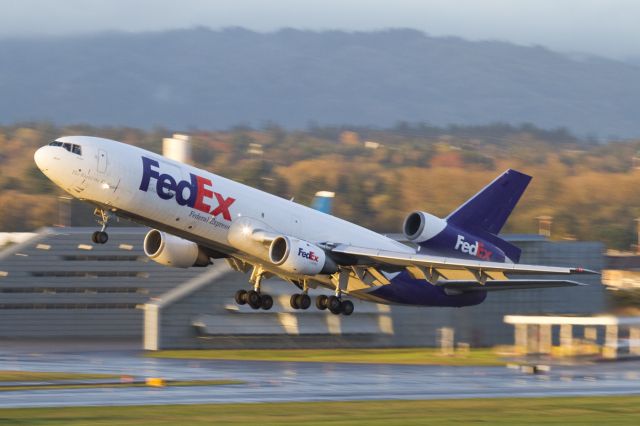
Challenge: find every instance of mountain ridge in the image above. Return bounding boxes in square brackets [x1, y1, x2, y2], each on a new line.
[1, 27, 638, 137]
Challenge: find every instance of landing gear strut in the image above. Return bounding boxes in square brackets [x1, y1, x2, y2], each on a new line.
[234, 266, 273, 310]
[91, 208, 111, 244]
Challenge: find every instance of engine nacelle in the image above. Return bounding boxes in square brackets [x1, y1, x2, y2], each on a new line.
[269, 236, 337, 275]
[402, 211, 448, 242]
[227, 217, 275, 260]
[143, 229, 210, 268]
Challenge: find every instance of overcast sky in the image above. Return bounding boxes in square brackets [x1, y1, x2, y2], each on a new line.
[2, 0, 638, 59]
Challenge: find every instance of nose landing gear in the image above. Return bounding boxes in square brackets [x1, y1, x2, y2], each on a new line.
[91, 208, 111, 244]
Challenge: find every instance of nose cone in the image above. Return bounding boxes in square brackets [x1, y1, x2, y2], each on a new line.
[34, 146, 49, 171]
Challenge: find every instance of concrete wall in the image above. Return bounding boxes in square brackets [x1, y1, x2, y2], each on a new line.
[0, 228, 605, 348]
[0, 228, 202, 340]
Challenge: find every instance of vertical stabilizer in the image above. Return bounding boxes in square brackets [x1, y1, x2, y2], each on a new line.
[446, 169, 531, 235]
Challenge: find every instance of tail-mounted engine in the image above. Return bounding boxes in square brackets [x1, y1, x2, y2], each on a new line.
[402, 211, 448, 243]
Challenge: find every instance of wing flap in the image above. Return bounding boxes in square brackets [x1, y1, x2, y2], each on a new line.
[437, 279, 586, 293]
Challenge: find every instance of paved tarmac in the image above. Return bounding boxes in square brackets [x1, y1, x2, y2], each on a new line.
[1, 350, 640, 408]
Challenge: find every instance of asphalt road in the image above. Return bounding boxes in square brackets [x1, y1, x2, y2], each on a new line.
[1, 350, 640, 408]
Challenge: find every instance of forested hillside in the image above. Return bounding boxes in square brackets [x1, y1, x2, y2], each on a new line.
[2, 122, 640, 249]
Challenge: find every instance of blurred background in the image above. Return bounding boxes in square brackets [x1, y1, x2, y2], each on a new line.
[1, 0, 640, 355]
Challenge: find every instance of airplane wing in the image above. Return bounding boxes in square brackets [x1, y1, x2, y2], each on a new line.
[436, 279, 586, 293]
[330, 244, 596, 288]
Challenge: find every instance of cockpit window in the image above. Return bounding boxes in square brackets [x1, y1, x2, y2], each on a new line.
[48, 141, 82, 155]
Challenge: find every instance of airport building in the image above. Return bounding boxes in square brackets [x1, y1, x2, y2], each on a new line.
[0, 227, 605, 349]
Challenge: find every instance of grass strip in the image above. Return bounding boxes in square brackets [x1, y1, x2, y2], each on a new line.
[0, 371, 120, 382]
[1, 396, 640, 425]
[147, 348, 504, 366]
[0, 379, 244, 392]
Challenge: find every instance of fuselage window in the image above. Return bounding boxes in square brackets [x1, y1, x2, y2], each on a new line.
[62, 143, 72, 152]
[48, 141, 63, 147]
[72, 144, 82, 155]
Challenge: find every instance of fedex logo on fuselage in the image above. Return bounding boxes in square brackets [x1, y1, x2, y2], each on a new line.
[139, 156, 235, 221]
[454, 235, 493, 260]
[298, 248, 319, 262]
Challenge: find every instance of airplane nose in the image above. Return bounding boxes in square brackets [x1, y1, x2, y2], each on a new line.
[34, 146, 48, 171]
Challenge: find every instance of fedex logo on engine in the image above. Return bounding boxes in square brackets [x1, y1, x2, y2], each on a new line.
[139, 156, 235, 221]
[454, 235, 493, 260]
[298, 248, 319, 262]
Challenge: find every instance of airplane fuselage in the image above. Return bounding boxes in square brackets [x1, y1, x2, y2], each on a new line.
[34, 136, 489, 307]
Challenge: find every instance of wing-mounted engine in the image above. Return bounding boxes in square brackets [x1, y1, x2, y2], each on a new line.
[227, 216, 279, 260]
[228, 216, 338, 275]
[143, 229, 211, 268]
[403, 211, 448, 242]
[269, 236, 337, 275]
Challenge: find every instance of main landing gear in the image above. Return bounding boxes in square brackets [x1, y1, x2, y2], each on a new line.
[235, 289, 273, 310]
[91, 208, 111, 244]
[234, 266, 273, 310]
[290, 292, 311, 310]
[315, 294, 354, 316]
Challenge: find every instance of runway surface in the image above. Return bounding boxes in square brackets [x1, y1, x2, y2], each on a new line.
[1, 350, 640, 408]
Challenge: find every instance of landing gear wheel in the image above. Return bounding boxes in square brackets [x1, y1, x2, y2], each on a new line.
[340, 300, 354, 316]
[315, 295, 328, 310]
[328, 296, 342, 315]
[290, 294, 300, 309]
[247, 290, 261, 309]
[235, 289, 247, 305]
[298, 294, 311, 310]
[92, 231, 108, 244]
[260, 294, 273, 310]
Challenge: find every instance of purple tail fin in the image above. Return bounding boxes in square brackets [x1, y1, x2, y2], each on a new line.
[446, 169, 531, 235]
[446, 169, 531, 262]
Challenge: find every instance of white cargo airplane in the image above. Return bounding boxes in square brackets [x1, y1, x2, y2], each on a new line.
[34, 136, 593, 315]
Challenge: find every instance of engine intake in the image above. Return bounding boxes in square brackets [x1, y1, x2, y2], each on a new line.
[403, 211, 448, 242]
[269, 236, 337, 275]
[143, 229, 210, 268]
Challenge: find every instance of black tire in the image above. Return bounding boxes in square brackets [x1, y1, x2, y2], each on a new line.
[315, 295, 328, 310]
[91, 231, 99, 243]
[299, 294, 311, 310]
[247, 290, 261, 309]
[96, 231, 108, 244]
[341, 300, 354, 316]
[260, 294, 273, 310]
[327, 296, 341, 312]
[235, 289, 247, 305]
[290, 294, 300, 309]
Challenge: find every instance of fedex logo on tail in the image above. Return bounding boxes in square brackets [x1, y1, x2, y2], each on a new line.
[298, 248, 319, 262]
[455, 235, 493, 260]
[139, 156, 235, 221]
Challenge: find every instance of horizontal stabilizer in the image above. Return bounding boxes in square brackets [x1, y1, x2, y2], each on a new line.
[436, 279, 586, 293]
